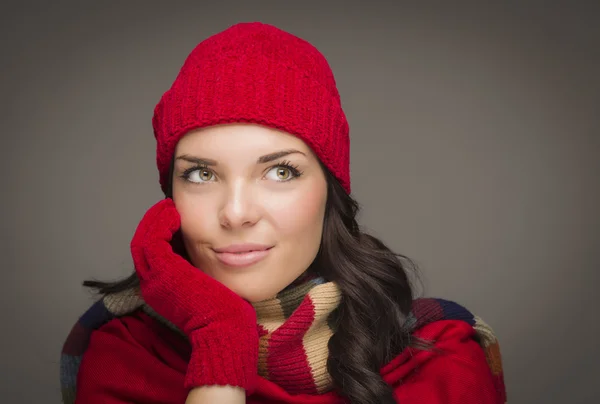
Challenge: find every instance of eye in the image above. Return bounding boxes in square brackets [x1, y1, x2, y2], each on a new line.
[270, 167, 292, 181]
[182, 166, 215, 184]
[265, 162, 302, 182]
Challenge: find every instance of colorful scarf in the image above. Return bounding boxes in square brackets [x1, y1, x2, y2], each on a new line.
[60, 276, 506, 403]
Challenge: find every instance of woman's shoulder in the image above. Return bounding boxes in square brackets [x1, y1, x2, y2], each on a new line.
[381, 297, 507, 403]
[405, 298, 500, 360]
[407, 297, 504, 373]
[408, 297, 487, 329]
[61, 289, 146, 365]
[61, 300, 190, 404]
[84, 309, 190, 364]
[61, 287, 188, 364]
[60, 289, 181, 403]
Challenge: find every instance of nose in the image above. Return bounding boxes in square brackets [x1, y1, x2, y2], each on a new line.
[218, 180, 261, 229]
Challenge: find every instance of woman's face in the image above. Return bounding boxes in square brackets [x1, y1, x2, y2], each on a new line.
[171, 123, 328, 302]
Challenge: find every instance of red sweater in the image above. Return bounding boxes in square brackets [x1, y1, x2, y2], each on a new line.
[75, 310, 502, 403]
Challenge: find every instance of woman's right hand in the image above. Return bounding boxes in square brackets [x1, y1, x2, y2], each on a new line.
[130, 198, 259, 394]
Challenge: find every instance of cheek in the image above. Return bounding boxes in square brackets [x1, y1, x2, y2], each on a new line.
[267, 187, 326, 243]
[174, 194, 215, 244]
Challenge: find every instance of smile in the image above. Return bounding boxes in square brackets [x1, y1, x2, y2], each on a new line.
[213, 244, 274, 268]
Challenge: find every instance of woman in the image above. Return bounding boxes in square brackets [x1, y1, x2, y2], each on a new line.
[60, 22, 506, 403]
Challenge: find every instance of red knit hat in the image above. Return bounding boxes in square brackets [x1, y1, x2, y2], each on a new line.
[152, 22, 350, 194]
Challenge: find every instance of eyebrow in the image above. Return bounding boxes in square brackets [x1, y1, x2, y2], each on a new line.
[257, 149, 306, 163]
[175, 149, 306, 166]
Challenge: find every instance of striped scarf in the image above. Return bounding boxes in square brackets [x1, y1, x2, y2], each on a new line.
[60, 275, 506, 402]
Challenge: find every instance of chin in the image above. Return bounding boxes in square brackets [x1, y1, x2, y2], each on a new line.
[220, 279, 280, 303]
[194, 258, 300, 303]
[231, 286, 278, 303]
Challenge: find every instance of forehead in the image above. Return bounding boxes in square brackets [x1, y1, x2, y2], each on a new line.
[175, 123, 311, 154]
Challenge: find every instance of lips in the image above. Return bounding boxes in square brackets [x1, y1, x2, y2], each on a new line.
[213, 243, 273, 267]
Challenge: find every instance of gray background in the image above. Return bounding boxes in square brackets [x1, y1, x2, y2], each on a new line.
[2, 1, 599, 403]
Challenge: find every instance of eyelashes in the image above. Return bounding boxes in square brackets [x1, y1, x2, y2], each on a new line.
[270, 160, 303, 180]
[179, 160, 304, 185]
[180, 164, 212, 183]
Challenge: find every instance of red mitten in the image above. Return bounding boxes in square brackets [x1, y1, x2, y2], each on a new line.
[130, 198, 259, 393]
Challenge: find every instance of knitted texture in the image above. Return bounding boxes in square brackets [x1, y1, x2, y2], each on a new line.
[252, 275, 339, 394]
[60, 279, 506, 403]
[130, 198, 259, 392]
[152, 22, 351, 195]
[409, 298, 507, 402]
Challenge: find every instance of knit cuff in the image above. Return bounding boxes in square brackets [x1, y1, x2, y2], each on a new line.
[184, 326, 259, 394]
